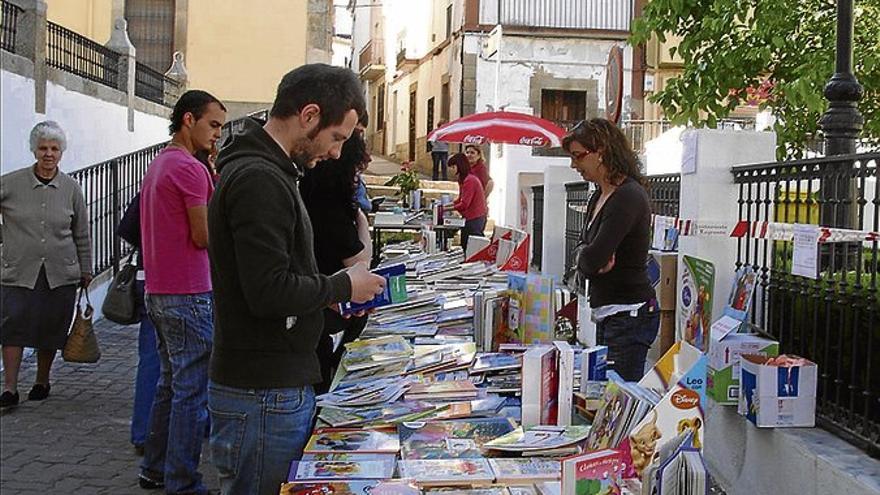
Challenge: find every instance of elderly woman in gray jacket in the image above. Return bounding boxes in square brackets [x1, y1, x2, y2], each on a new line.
[0, 121, 92, 409]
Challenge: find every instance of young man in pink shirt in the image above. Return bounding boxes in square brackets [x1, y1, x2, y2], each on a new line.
[138, 90, 226, 494]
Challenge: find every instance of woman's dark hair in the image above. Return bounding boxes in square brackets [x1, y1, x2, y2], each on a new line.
[270, 64, 367, 132]
[561, 118, 643, 185]
[300, 130, 370, 219]
[169, 90, 226, 134]
[448, 153, 471, 183]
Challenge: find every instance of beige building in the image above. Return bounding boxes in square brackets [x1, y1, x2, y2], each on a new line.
[47, 0, 334, 118]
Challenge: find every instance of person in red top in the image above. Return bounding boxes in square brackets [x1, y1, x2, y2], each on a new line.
[464, 144, 494, 198]
[448, 153, 488, 253]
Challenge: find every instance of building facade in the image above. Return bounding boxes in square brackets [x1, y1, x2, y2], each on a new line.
[47, 0, 335, 118]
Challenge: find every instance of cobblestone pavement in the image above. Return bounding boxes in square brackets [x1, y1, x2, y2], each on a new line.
[0, 318, 219, 494]
[1, 317, 727, 494]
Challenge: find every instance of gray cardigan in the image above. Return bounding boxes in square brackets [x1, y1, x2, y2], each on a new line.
[0, 166, 92, 289]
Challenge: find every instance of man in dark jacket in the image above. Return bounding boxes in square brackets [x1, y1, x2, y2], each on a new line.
[206, 64, 386, 495]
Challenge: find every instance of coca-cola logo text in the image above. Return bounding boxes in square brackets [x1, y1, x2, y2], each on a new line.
[518, 136, 547, 146]
[463, 135, 486, 144]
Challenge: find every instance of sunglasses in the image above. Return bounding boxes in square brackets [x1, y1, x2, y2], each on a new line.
[570, 149, 595, 161]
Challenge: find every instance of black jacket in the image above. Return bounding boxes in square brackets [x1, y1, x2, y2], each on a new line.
[208, 119, 352, 389]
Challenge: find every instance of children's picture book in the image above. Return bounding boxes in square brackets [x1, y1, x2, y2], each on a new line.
[303, 428, 400, 454]
[677, 255, 715, 352]
[370, 479, 422, 495]
[723, 265, 758, 321]
[287, 456, 395, 481]
[280, 481, 383, 495]
[398, 417, 517, 459]
[483, 425, 591, 452]
[340, 263, 408, 315]
[521, 345, 559, 427]
[341, 336, 413, 372]
[405, 380, 479, 400]
[554, 341, 575, 427]
[560, 449, 626, 495]
[423, 488, 510, 495]
[488, 458, 562, 483]
[299, 452, 396, 463]
[397, 458, 495, 486]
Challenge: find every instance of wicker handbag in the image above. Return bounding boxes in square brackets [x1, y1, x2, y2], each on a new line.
[63, 290, 101, 363]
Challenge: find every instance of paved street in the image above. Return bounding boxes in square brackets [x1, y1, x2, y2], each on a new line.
[0, 318, 219, 494]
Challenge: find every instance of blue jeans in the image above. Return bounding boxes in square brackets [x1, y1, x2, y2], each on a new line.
[208, 382, 316, 495]
[131, 281, 160, 447]
[596, 299, 660, 382]
[141, 292, 213, 494]
[432, 151, 449, 180]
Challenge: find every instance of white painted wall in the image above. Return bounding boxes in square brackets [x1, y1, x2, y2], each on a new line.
[1, 70, 170, 175]
[676, 129, 777, 332]
[541, 164, 583, 280]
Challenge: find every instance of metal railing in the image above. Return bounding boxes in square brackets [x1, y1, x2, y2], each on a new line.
[358, 39, 384, 72]
[69, 113, 264, 277]
[731, 152, 879, 456]
[564, 181, 594, 272]
[1, 0, 21, 53]
[621, 118, 756, 152]
[646, 173, 681, 217]
[481, 0, 633, 31]
[46, 21, 119, 89]
[69, 143, 166, 276]
[532, 184, 544, 269]
[135, 61, 179, 106]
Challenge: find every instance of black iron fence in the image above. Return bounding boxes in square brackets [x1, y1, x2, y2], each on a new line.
[69, 143, 165, 276]
[646, 173, 681, 217]
[731, 152, 879, 456]
[1, 0, 21, 53]
[46, 21, 119, 89]
[564, 181, 594, 272]
[68, 113, 262, 277]
[135, 61, 179, 106]
[531, 185, 544, 269]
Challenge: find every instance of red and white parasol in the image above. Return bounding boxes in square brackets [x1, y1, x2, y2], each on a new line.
[427, 111, 566, 148]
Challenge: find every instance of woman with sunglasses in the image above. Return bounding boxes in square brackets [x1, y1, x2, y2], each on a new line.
[563, 118, 658, 381]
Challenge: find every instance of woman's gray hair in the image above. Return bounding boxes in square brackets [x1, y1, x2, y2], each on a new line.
[29, 121, 67, 152]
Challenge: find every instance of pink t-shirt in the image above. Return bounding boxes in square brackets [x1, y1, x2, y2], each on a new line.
[140, 147, 214, 294]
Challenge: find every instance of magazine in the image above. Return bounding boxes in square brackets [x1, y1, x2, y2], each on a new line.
[287, 456, 395, 481]
[397, 458, 495, 486]
[303, 428, 400, 454]
[482, 425, 591, 452]
[398, 417, 517, 459]
[488, 458, 562, 483]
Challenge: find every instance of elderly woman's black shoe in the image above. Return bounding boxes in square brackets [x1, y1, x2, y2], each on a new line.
[27, 384, 50, 401]
[0, 390, 20, 409]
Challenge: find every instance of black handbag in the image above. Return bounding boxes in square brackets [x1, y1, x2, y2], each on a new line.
[102, 251, 140, 324]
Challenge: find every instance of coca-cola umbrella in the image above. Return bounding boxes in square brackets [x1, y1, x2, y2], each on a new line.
[426, 111, 566, 148]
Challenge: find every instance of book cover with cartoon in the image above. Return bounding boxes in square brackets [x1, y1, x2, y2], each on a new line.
[397, 458, 495, 486]
[560, 449, 626, 495]
[677, 256, 715, 352]
[303, 428, 400, 454]
[287, 457, 395, 481]
[398, 417, 516, 459]
[488, 458, 561, 483]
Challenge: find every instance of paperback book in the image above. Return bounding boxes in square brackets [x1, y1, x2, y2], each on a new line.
[398, 417, 517, 459]
[488, 458, 562, 483]
[303, 428, 400, 454]
[397, 458, 495, 487]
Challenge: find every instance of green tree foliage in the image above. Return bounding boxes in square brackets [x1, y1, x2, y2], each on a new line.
[631, 0, 880, 159]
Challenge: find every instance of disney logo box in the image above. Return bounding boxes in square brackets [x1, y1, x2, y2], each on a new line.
[738, 354, 817, 428]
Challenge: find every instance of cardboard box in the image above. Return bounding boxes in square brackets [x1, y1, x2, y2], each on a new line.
[738, 354, 817, 427]
[659, 310, 676, 357]
[707, 331, 779, 405]
[650, 251, 678, 310]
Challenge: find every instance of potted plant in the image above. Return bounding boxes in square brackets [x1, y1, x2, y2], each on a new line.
[384, 161, 421, 207]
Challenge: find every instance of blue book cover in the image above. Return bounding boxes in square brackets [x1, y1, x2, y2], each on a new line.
[339, 263, 408, 315]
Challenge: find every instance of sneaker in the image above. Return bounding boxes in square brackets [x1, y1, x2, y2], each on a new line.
[27, 384, 50, 401]
[138, 474, 164, 489]
[0, 390, 19, 409]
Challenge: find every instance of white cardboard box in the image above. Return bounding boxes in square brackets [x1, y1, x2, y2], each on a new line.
[707, 326, 778, 405]
[738, 354, 817, 427]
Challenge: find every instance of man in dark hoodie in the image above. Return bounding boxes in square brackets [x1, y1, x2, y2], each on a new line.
[206, 64, 386, 495]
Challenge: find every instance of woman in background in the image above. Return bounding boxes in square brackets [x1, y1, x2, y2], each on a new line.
[564, 118, 657, 381]
[299, 130, 373, 394]
[448, 153, 487, 254]
[464, 144, 494, 199]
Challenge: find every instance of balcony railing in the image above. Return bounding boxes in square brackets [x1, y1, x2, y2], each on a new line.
[621, 118, 756, 152]
[1, 0, 22, 53]
[46, 21, 119, 89]
[135, 61, 180, 106]
[480, 0, 633, 32]
[359, 39, 385, 75]
[731, 152, 879, 456]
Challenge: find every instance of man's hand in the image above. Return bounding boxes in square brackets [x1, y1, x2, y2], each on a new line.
[597, 254, 616, 274]
[347, 262, 386, 304]
[80, 273, 93, 288]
